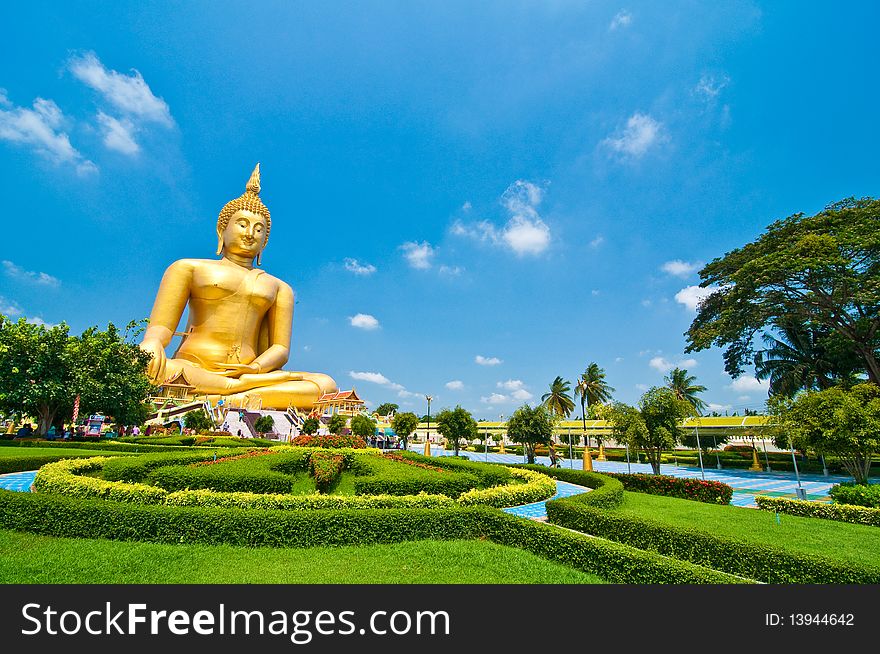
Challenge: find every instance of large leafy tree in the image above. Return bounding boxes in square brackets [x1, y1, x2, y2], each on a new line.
[391, 411, 419, 449]
[184, 409, 216, 432]
[434, 406, 478, 457]
[350, 413, 377, 439]
[542, 376, 575, 419]
[507, 404, 555, 464]
[665, 367, 707, 415]
[374, 403, 399, 418]
[327, 414, 346, 435]
[607, 387, 692, 474]
[685, 197, 880, 383]
[301, 417, 319, 435]
[574, 363, 615, 447]
[0, 316, 154, 435]
[754, 320, 862, 398]
[768, 383, 880, 484]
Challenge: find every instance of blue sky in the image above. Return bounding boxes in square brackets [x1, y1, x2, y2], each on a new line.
[1, 1, 877, 418]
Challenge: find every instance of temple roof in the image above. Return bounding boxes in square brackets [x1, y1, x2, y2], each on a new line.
[315, 389, 364, 404]
[160, 369, 196, 389]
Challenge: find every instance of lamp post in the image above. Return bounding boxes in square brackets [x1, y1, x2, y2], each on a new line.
[790, 445, 807, 500]
[425, 395, 432, 448]
[694, 422, 705, 481]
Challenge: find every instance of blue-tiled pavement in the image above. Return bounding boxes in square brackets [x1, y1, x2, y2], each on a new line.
[503, 480, 589, 519]
[413, 445, 848, 512]
[0, 471, 36, 492]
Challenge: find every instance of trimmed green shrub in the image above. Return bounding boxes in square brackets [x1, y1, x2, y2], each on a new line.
[829, 482, 880, 508]
[0, 490, 745, 583]
[352, 455, 479, 498]
[34, 458, 169, 504]
[457, 468, 556, 507]
[545, 490, 880, 583]
[398, 451, 512, 487]
[755, 495, 880, 528]
[101, 451, 222, 482]
[309, 451, 345, 492]
[165, 489, 456, 510]
[291, 434, 366, 448]
[511, 465, 624, 508]
[604, 472, 732, 505]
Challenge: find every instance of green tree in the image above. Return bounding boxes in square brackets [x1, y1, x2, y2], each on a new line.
[0, 316, 154, 435]
[350, 413, 377, 440]
[665, 367, 707, 415]
[542, 376, 575, 419]
[184, 409, 215, 432]
[507, 404, 555, 464]
[253, 415, 275, 435]
[391, 411, 419, 449]
[374, 403, 399, 417]
[574, 363, 615, 447]
[327, 414, 346, 435]
[685, 197, 880, 383]
[608, 388, 692, 474]
[434, 406, 477, 457]
[769, 383, 880, 484]
[301, 417, 319, 435]
[754, 320, 862, 398]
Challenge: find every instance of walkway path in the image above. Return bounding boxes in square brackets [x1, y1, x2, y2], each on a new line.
[502, 480, 589, 520]
[0, 471, 37, 492]
[415, 446, 848, 508]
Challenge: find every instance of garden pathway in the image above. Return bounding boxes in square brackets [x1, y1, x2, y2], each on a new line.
[0, 471, 37, 492]
[413, 446, 848, 508]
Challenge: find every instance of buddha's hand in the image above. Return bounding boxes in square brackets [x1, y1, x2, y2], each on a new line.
[140, 338, 167, 381]
[223, 363, 262, 378]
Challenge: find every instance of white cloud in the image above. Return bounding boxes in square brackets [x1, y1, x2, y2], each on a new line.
[350, 371, 393, 385]
[96, 111, 139, 155]
[481, 393, 509, 405]
[68, 52, 173, 126]
[591, 289, 600, 296]
[589, 235, 605, 248]
[674, 285, 717, 312]
[349, 313, 380, 330]
[476, 355, 502, 366]
[397, 389, 421, 399]
[511, 388, 534, 401]
[0, 296, 23, 317]
[438, 264, 464, 276]
[603, 112, 664, 159]
[344, 258, 377, 276]
[661, 260, 702, 278]
[649, 356, 698, 373]
[737, 395, 751, 402]
[635, 383, 649, 391]
[445, 380, 464, 390]
[0, 95, 96, 175]
[726, 377, 770, 394]
[615, 357, 624, 363]
[498, 379, 525, 391]
[451, 180, 551, 256]
[695, 74, 729, 101]
[400, 241, 435, 269]
[2, 260, 60, 287]
[461, 201, 472, 211]
[610, 10, 633, 30]
[706, 402, 733, 412]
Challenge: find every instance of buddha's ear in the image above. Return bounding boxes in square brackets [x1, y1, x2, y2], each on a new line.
[215, 225, 224, 256]
[256, 250, 262, 267]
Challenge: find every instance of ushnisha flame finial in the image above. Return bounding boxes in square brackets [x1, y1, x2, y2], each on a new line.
[246, 163, 261, 195]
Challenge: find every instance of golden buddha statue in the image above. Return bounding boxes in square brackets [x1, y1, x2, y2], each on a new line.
[139, 164, 337, 410]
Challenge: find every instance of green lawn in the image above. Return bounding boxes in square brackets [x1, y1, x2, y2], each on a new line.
[616, 492, 880, 567]
[0, 530, 605, 584]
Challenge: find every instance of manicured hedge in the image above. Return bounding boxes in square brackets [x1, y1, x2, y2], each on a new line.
[164, 489, 457, 510]
[512, 464, 731, 505]
[352, 455, 480, 498]
[101, 451, 223, 481]
[457, 468, 556, 508]
[0, 490, 744, 583]
[755, 495, 880, 528]
[34, 458, 169, 504]
[0, 440, 206, 454]
[511, 465, 624, 508]
[829, 482, 880, 508]
[401, 452, 511, 487]
[291, 434, 367, 448]
[0, 452, 130, 474]
[545, 490, 880, 583]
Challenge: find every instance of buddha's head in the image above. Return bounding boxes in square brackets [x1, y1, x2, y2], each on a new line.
[217, 164, 271, 265]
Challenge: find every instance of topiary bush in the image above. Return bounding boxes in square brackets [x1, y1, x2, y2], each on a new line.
[309, 451, 345, 492]
[291, 434, 366, 448]
[829, 482, 880, 508]
[756, 495, 880, 527]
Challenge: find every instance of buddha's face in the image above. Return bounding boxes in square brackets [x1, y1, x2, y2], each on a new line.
[220, 209, 268, 260]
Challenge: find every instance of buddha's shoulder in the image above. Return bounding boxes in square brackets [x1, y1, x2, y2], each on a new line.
[162, 258, 223, 273]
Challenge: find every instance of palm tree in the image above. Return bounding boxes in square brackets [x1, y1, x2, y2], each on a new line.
[665, 367, 707, 415]
[541, 376, 575, 420]
[574, 363, 615, 447]
[754, 321, 860, 398]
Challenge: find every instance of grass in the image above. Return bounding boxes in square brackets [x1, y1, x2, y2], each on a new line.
[615, 491, 880, 568]
[0, 530, 605, 584]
